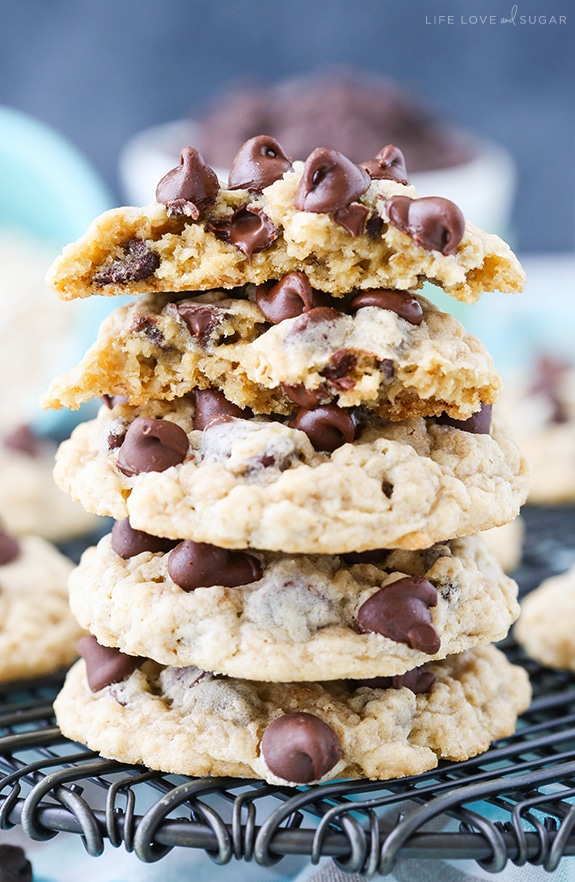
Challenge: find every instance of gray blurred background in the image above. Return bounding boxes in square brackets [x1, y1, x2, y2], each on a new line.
[0, 0, 572, 254]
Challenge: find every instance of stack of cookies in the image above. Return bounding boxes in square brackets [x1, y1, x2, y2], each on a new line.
[44, 138, 531, 785]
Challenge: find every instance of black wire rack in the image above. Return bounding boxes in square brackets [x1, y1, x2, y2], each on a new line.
[1, 506, 575, 877]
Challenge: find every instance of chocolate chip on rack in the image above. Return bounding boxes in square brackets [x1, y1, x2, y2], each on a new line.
[437, 402, 493, 434]
[261, 712, 342, 784]
[255, 271, 333, 323]
[360, 144, 409, 185]
[77, 635, 144, 692]
[385, 195, 465, 256]
[0, 529, 20, 566]
[294, 146, 371, 236]
[207, 205, 278, 259]
[155, 146, 220, 219]
[169, 302, 225, 343]
[354, 666, 436, 695]
[111, 518, 178, 560]
[193, 389, 251, 430]
[2, 424, 41, 457]
[93, 238, 160, 287]
[356, 576, 441, 654]
[288, 403, 357, 452]
[116, 416, 189, 476]
[228, 135, 293, 191]
[347, 289, 424, 325]
[167, 539, 262, 591]
[0, 844, 33, 882]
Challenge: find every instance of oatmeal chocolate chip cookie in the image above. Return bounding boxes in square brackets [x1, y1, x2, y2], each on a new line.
[515, 565, 575, 670]
[42, 286, 501, 422]
[52, 396, 529, 553]
[0, 530, 82, 682]
[0, 426, 98, 540]
[54, 645, 531, 785]
[504, 357, 575, 504]
[47, 144, 524, 304]
[69, 530, 519, 681]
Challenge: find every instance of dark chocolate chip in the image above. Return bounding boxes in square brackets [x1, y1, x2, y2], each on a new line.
[93, 239, 160, 287]
[356, 576, 440, 654]
[341, 548, 390, 566]
[155, 146, 219, 218]
[111, 518, 178, 559]
[382, 480, 394, 499]
[77, 634, 144, 693]
[320, 349, 357, 391]
[289, 306, 344, 334]
[437, 402, 492, 434]
[2, 425, 41, 458]
[171, 303, 223, 343]
[228, 135, 293, 191]
[366, 214, 384, 239]
[294, 147, 370, 214]
[385, 195, 465, 256]
[207, 206, 278, 260]
[332, 202, 370, 236]
[359, 144, 409, 185]
[261, 712, 342, 783]
[193, 389, 251, 430]
[167, 539, 262, 591]
[0, 529, 20, 566]
[0, 844, 33, 882]
[354, 667, 436, 695]
[348, 289, 424, 325]
[255, 272, 333, 323]
[280, 383, 330, 409]
[116, 417, 188, 476]
[102, 394, 129, 409]
[288, 403, 356, 452]
[107, 429, 127, 450]
[129, 315, 167, 347]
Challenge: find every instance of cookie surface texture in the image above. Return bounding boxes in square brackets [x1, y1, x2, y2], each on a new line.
[515, 565, 575, 670]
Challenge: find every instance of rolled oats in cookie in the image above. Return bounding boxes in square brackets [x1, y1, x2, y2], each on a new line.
[54, 645, 531, 784]
[46, 140, 524, 304]
[68, 531, 520, 681]
[0, 533, 81, 682]
[515, 565, 575, 670]
[42, 288, 502, 422]
[52, 396, 529, 553]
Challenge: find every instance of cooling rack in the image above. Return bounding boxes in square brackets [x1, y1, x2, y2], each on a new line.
[1, 505, 575, 877]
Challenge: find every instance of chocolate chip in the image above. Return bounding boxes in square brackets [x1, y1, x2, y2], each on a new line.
[348, 289, 424, 325]
[529, 355, 570, 424]
[116, 417, 188, 476]
[359, 144, 409, 185]
[255, 272, 333, 323]
[193, 389, 251, 430]
[356, 576, 440, 654]
[261, 712, 342, 783]
[294, 147, 370, 214]
[93, 239, 160, 286]
[437, 402, 492, 434]
[385, 195, 465, 256]
[129, 315, 166, 347]
[280, 383, 330, 409]
[207, 206, 278, 260]
[333, 202, 370, 236]
[0, 844, 32, 882]
[228, 135, 293, 191]
[107, 429, 127, 450]
[77, 635, 144, 693]
[289, 306, 344, 333]
[0, 529, 20, 565]
[354, 667, 436, 695]
[102, 394, 129, 409]
[2, 425, 41, 458]
[155, 146, 219, 218]
[341, 548, 390, 566]
[366, 214, 384, 239]
[171, 303, 223, 343]
[320, 349, 357, 391]
[111, 518, 178, 559]
[382, 480, 394, 498]
[288, 404, 356, 452]
[167, 539, 262, 591]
